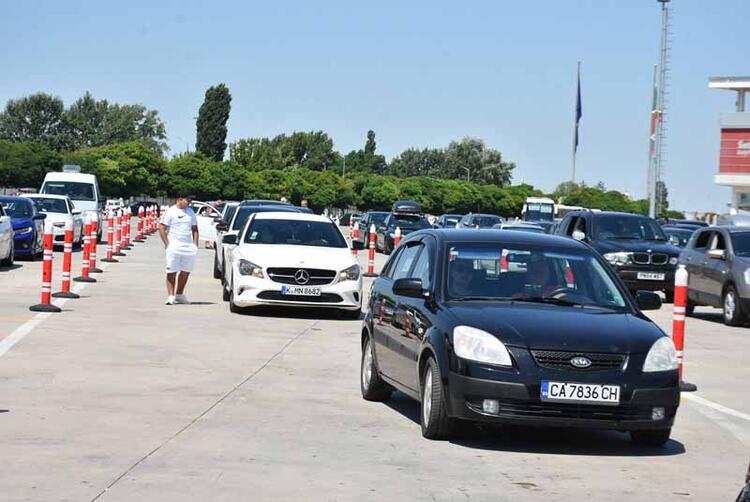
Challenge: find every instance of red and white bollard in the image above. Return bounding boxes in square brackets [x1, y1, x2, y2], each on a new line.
[352, 222, 360, 257]
[135, 206, 145, 242]
[672, 264, 697, 392]
[363, 224, 378, 277]
[52, 218, 80, 299]
[121, 211, 131, 249]
[101, 210, 118, 263]
[349, 218, 354, 240]
[393, 226, 402, 249]
[74, 215, 96, 283]
[113, 210, 126, 257]
[89, 213, 102, 273]
[30, 220, 61, 312]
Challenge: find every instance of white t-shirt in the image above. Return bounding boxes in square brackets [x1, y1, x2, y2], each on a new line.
[162, 205, 198, 255]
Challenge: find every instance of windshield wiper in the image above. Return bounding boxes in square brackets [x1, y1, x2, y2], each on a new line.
[450, 296, 509, 302]
[512, 296, 582, 307]
[645, 237, 667, 241]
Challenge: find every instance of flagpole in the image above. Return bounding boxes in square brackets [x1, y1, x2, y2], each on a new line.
[571, 61, 581, 183]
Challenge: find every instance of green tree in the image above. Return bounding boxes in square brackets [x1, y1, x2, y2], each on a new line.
[163, 153, 220, 199]
[364, 130, 376, 155]
[444, 138, 514, 186]
[0, 93, 66, 149]
[342, 130, 386, 175]
[0, 140, 62, 188]
[196, 84, 232, 161]
[388, 147, 446, 177]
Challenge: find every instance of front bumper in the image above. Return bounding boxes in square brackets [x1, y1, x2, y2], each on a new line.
[232, 274, 362, 310]
[445, 348, 680, 431]
[13, 232, 35, 254]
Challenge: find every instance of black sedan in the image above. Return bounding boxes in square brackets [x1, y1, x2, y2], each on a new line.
[360, 229, 680, 444]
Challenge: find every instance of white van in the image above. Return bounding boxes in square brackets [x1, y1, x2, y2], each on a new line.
[40, 165, 103, 238]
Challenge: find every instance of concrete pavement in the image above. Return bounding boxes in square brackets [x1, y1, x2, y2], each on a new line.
[0, 233, 747, 501]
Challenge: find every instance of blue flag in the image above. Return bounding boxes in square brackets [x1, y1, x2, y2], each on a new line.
[574, 64, 582, 151]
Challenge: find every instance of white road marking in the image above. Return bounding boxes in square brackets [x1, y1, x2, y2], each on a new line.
[684, 393, 750, 422]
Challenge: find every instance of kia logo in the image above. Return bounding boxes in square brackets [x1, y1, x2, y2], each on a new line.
[570, 356, 592, 368]
[294, 269, 310, 285]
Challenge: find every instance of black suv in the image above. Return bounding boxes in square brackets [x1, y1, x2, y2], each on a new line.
[556, 211, 680, 301]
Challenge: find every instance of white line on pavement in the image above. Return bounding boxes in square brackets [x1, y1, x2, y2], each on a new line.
[684, 393, 750, 422]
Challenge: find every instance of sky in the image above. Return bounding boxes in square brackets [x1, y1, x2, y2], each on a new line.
[1, 0, 747, 212]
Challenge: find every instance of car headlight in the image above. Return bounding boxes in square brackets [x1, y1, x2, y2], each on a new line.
[744, 268, 750, 285]
[642, 337, 678, 372]
[669, 257, 678, 265]
[339, 264, 360, 282]
[603, 252, 632, 266]
[14, 227, 33, 235]
[453, 325, 512, 367]
[238, 259, 263, 278]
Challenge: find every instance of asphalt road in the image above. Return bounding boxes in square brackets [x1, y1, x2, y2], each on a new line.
[0, 230, 748, 501]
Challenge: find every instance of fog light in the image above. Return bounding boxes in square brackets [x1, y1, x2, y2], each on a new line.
[482, 399, 500, 414]
[652, 407, 665, 421]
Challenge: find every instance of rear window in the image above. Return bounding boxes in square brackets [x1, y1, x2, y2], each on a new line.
[389, 214, 430, 229]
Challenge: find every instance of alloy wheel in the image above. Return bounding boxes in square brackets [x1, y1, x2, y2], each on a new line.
[724, 290, 736, 322]
[361, 340, 373, 390]
[422, 368, 433, 428]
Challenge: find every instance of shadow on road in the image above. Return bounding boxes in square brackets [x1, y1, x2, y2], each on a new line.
[0, 264, 23, 272]
[234, 305, 359, 321]
[690, 309, 748, 327]
[384, 391, 685, 457]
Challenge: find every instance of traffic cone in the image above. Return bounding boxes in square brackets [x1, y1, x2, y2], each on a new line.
[363, 224, 378, 277]
[74, 215, 96, 283]
[52, 218, 80, 299]
[673, 264, 697, 392]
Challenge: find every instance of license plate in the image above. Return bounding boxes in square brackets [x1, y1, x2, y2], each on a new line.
[541, 381, 620, 405]
[637, 272, 665, 281]
[281, 286, 322, 296]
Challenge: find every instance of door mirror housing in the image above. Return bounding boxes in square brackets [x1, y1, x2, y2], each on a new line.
[32, 213, 47, 221]
[635, 290, 662, 311]
[572, 229, 586, 241]
[393, 278, 427, 298]
[707, 249, 726, 260]
[215, 222, 228, 232]
[222, 234, 237, 245]
[71, 209, 82, 215]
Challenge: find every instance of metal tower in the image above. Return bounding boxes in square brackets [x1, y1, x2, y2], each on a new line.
[650, 0, 672, 218]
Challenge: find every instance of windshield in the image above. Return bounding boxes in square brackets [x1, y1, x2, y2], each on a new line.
[1, 200, 33, 218]
[370, 213, 388, 225]
[731, 233, 750, 257]
[42, 181, 95, 201]
[475, 215, 502, 227]
[445, 243, 627, 310]
[389, 214, 430, 229]
[525, 203, 554, 222]
[593, 216, 666, 241]
[663, 228, 693, 247]
[244, 219, 348, 248]
[29, 198, 69, 214]
[232, 207, 298, 231]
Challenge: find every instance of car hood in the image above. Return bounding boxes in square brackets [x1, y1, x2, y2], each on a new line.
[38, 212, 68, 224]
[443, 302, 664, 353]
[592, 239, 680, 256]
[237, 244, 357, 272]
[10, 217, 34, 230]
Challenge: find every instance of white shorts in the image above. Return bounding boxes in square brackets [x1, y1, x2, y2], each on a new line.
[166, 251, 196, 273]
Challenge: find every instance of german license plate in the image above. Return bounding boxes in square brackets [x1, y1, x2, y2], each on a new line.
[637, 272, 665, 281]
[281, 286, 322, 296]
[541, 381, 620, 405]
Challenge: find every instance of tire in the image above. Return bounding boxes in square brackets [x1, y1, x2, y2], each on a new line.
[685, 298, 695, 316]
[664, 289, 674, 304]
[213, 252, 221, 279]
[420, 357, 455, 440]
[630, 428, 671, 447]
[0, 241, 13, 267]
[360, 336, 392, 402]
[340, 308, 361, 320]
[723, 285, 745, 326]
[222, 279, 231, 301]
[228, 279, 241, 313]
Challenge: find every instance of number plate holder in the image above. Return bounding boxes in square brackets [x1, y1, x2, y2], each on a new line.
[540, 381, 620, 405]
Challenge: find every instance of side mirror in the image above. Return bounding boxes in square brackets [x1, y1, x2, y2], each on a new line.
[216, 222, 228, 232]
[213, 216, 223, 223]
[572, 230, 586, 241]
[707, 249, 726, 260]
[635, 290, 662, 311]
[351, 240, 365, 250]
[72, 209, 82, 215]
[222, 234, 237, 245]
[393, 278, 427, 298]
[32, 213, 47, 220]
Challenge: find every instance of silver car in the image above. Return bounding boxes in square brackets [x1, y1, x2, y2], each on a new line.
[678, 226, 750, 325]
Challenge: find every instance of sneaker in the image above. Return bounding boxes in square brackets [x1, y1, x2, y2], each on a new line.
[165, 295, 175, 305]
[174, 294, 190, 305]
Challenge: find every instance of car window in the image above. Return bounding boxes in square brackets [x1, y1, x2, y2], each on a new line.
[410, 244, 432, 290]
[391, 244, 421, 281]
[593, 215, 666, 241]
[573, 216, 587, 235]
[731, 233, 750, 257]
[693, 230, 712, 250]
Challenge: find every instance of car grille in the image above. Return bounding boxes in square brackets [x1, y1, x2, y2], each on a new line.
[632, 252, 668, 265]
[531, 350, 626, 371]
[256, 291, 343, 303]
[266, 267, 337, 286]
[466, 399, 655, 422]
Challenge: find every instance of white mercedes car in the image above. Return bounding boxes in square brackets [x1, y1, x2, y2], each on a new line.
[222, 212, 364, 318]
[24, 194, 84, 247]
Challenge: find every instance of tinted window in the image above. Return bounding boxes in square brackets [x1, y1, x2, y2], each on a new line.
[476, 215, 502, 227]
[391, 245, 421, 280]
[731, 233, 750, 257]
[42, 181, 95, 201]
[388, 214, 429, 230]
[232, 206, 298, 231]
[244, 219, 347, 248]
[370, 213, 388, 226]
[593, 215, 666, 241]
[29, 198, 68, 214]
[445, 243, 626, 309]
[410, 245, 432, 289]
[0, 200, 33, 218]
[663, 228, 693, 247]
[693, 230, 712, 250]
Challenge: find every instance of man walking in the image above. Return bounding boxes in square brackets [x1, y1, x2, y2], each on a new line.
[159, 193, 199, 305]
